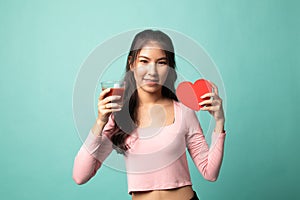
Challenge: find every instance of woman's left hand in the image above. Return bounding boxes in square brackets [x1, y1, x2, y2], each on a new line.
[199, 80, 225, 123]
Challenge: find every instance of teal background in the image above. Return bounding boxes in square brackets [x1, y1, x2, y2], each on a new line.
[0, 0, 299, 199]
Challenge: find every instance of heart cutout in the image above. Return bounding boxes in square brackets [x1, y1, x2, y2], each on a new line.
[176, 79, 213, 111]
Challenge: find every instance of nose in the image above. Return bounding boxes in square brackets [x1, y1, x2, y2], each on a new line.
[147, 63, 157, 76]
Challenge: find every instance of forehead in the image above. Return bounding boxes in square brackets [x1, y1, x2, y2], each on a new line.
[138, 43, 166, 58]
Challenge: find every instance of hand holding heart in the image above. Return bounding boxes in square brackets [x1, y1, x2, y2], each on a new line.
[176, 79, 225, 123]
[199, 80, 224, 122]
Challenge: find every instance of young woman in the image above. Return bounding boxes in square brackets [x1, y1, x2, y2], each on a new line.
[73, 30, 226, 200]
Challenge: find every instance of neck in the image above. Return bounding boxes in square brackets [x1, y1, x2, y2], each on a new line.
[137, 89, 163, 105]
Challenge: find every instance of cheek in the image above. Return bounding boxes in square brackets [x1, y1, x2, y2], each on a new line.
[158, 67, 169, 81]
[136, 66, 147, 76]
[133, 66, 147, 80]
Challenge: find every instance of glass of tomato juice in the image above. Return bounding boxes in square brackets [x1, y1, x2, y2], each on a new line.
[101, 80, 125, 106]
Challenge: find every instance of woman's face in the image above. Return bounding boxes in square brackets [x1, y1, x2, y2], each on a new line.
[130, 42, 169, 95]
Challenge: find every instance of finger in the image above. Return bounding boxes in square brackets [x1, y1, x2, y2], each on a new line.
[98, 88, 111, 100]
[201, 99, 222, 107]
[104, 103, 122, 109]
[98, 103, 106, 109]
[100, 105, 122, 114]
[201, 92, 214, 99]
[102, 108, 122, 114]
[111, 108, 122, 112]
[199, 99, 213, 106]
[200, 105, 219, 111]
[102, 95, 122, 104]
[201, 92, 221, 100]
[207, 80, 219, 96]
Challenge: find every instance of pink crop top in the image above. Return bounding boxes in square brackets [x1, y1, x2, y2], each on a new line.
[73, 101, 226, 194]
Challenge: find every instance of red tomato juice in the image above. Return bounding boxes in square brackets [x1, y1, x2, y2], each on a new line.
[103, 88, 125, 103]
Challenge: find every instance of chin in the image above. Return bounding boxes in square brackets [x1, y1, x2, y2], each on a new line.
[138, 84, 162, 94]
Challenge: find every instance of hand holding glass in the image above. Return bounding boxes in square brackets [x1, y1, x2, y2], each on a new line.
[101, 81, 125, 107]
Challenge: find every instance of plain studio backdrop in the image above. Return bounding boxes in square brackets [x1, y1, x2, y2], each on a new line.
[0, 0, 299, 200]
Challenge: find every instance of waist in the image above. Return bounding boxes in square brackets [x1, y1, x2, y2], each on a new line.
[132, 185, 194, 200]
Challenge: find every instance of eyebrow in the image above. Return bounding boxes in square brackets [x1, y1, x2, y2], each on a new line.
[138, 55, 167, 61]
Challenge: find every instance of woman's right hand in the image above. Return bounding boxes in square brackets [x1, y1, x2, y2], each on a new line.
[97, 88, 122, 125]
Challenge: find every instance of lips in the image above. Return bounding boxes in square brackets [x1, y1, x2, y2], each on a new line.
[143, 78, 158, 82]
[143, 78, 159, 85]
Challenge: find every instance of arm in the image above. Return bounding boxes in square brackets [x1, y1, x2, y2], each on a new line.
[72, 88, 122, 184]
[72, 115, 118, 184]
[185, 109, 226, 181]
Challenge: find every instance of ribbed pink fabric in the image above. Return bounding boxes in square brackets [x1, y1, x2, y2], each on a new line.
[73, 101, 226, 194]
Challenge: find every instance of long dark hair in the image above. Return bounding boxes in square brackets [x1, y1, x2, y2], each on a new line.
[111, 29, 178, 154]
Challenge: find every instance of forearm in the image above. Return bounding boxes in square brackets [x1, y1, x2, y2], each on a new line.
[91, 118, 107, 137]
[73, 117, 115, 185]
[205, 131, 226, 181]
[73, 146, 102, 184]
[214, 119, 225, 133]
[186, 107, 226, 181]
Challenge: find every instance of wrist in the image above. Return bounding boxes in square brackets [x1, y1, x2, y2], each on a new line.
[216, 118, 225, 125]
[96, 118, 107, 127]
[214, 120, 225, 133]
[92, 118, 107, 137]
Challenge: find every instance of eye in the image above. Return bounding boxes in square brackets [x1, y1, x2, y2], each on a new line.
[139, 59, 148, 64]
[158, 61, 167, 65]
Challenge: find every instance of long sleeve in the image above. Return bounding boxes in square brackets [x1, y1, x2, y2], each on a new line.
[184, 108, 226, 181]
[72, 115, 118, 184]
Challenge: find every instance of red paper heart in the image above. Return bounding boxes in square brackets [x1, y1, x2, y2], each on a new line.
[176, 79, 213, 111]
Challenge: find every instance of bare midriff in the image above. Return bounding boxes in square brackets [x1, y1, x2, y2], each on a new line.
[131, 185, 194, 200]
